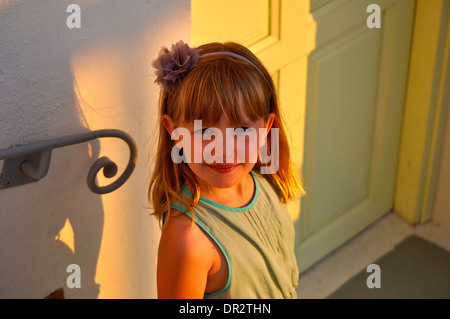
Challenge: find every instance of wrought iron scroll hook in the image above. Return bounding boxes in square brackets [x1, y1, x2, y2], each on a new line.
[0, 129, 138, 194]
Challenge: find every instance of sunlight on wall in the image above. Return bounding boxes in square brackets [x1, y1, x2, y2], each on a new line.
[71, 42, 125, 129]
[55, 218, 75, 254]
[70, 40, 131, 206]
[69, 5, 192, 296]
[71, 41, 132, 297]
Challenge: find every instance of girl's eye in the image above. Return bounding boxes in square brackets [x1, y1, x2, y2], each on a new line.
[194, 128, 213, 135]
[194, 127, 251, 134]
[234, 127, 251, 132]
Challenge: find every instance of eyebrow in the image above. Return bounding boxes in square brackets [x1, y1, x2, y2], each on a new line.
[183, 120, 255, 128]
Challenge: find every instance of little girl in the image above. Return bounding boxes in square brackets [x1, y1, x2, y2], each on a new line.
[149, 41, 305, 299]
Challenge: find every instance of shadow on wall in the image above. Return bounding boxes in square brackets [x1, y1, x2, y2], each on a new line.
[0, 0, 105, 299]
[0, 0, 190, 298]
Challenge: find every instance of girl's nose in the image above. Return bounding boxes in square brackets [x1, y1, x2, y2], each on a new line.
[223, 148, 234, 163]
[220, 133, 233, 163]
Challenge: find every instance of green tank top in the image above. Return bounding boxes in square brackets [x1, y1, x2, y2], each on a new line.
[167, 170, 299, 299]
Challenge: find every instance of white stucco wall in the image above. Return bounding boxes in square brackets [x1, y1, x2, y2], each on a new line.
[0, 0, 191, 298]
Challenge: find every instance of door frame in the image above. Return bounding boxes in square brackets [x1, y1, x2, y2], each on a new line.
[394, 0, 450, 224]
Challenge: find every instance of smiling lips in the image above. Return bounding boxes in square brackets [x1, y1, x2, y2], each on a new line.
[208, 164, 239, 173]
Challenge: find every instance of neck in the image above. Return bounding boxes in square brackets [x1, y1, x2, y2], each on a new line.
[185, 173, 254, 208]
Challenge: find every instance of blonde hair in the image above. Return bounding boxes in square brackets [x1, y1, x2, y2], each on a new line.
[149, 42, 305, 222]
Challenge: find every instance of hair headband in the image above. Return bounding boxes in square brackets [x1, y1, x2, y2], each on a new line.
[152, 40, 272, 93]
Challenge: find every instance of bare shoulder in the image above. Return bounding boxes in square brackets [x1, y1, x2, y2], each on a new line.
[159, 209, 212, 257]
[157, 208, 215, 298]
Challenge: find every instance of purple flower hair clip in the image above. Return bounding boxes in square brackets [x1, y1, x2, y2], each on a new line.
[152, 40, 201, 93]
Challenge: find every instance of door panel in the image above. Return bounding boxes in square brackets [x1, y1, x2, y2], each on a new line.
[192, 0, 281, 51]
[297, 0, 415, 272]
[303, 26, 382, 234]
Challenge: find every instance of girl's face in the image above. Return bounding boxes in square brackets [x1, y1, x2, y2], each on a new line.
[163, 110, 274, 191]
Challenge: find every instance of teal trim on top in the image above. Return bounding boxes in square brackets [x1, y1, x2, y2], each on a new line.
[161, 204, 186, 227]
[181, 171, 259, 212]
[170, 204, 187, 214]
[184, 212, 232, 298]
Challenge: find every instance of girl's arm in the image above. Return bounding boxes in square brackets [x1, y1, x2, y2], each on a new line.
[157, 211, 214, 299]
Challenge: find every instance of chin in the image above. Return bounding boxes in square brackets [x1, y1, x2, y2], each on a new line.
[204, 164, 245, 187]
[188, 163, 253, 188]
[207, 178, 239, 189]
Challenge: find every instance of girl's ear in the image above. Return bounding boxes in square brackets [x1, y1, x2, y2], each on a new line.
[265, 113, 275, 130]
[259, 113, 276, 148]
[162, 114, 176, 136]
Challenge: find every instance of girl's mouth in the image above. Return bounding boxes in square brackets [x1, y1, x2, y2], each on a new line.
[208, 164, 238, 173]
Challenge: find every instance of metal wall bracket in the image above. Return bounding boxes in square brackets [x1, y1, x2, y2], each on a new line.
[0, 129, 137, 194]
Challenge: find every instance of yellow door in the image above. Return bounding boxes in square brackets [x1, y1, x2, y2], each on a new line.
[192, 0, 415, 273]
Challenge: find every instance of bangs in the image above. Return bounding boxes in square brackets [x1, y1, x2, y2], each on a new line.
[172, 57, 271, 126]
